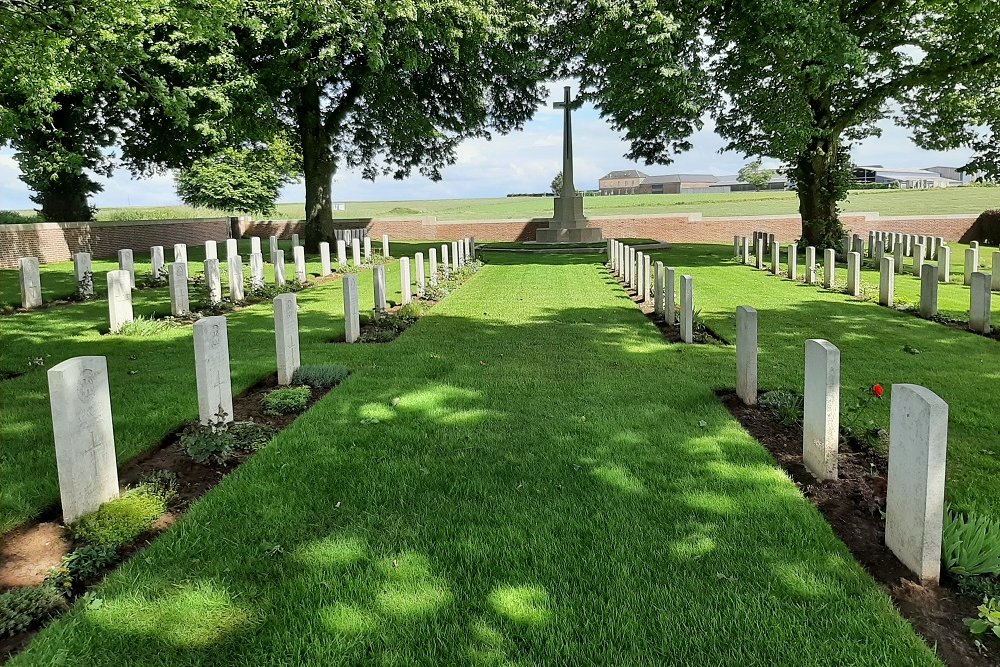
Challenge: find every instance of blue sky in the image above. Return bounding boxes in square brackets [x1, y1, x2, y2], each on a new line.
[0, 81, 974, 210]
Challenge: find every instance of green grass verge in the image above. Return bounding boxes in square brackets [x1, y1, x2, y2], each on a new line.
[8, 252, 937, 665]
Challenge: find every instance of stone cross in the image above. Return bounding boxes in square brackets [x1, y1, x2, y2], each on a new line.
[169, 261, 190, 316]
[803, 339, 840, 481]
[343, 274, 360, 343]
[106, 270, 134, 332]
[554, 85, 580, 203]
[118, 249, 135, 288]
[74, 252, 94, 297]
[736, 306, 758, 406]
[274, 293, 301, 385]
[193, 316, 234, 426]
[319, 242, 332, 277]
[886, 384, 949, 583]
[47, 356, 119, 523]
[400, 257, 412, 304]
[205, 259, 222, 304]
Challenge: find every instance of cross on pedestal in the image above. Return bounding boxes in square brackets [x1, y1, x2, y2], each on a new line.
[553, 86, 582, 201]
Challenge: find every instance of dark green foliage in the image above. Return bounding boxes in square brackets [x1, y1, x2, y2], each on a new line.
[179, 420, 276, 465]
[262, 386, 312, 416]
[943, 506, 1000, 576]
[44, 545, 119, 595]
[961, 210, 1000, 245]
[69, 490, 166, 548]
[759, 390, 804, 427]
[964, 597, 1000, 640]
[955, 573, 1000, 601]
[290, 365, 349, 390]
[137, 470, 180, 506]
[0, 585, 67, 637]
[0, 210, 35, 224]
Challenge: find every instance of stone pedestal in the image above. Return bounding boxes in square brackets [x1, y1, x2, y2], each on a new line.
[535, 197, 603, 243]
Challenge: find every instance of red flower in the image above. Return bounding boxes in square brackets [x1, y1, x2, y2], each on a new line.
[872, 384, 884, 398]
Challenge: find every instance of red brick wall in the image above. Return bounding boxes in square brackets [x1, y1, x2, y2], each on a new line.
[2, 212, 979, 269]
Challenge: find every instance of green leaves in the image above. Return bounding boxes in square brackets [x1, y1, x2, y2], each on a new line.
[943, 505, 1000, 577]
[964, 597, 1000, 639]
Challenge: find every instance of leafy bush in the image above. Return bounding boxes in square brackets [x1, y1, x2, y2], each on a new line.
[955, 573, 1000, 601]
[138, 470, 180, 506]
[421, 283, 451, 301]
[0, 585, 67, 637]
[965, 597, 1000, 640]
[262, 386, 312, 415]
[179, 419, 276, 464]
[943, 506, 1000, 576]
[396, 301, 424, 320]
[291, 364, 349, 389]
[759, 390, 804, 426]
[69, 490, 166, 548]
[840, 384, 887, 448]
[0, 210, 38, 225]
[961, 209, 1000, 245]
[45, 545, 119, 595]
[111, 316, 177, 337]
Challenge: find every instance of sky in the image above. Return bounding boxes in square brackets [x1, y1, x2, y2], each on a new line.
[0, 81, 975, 211]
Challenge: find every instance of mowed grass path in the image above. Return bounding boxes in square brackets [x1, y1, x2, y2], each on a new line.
[11, 254, 936, 665]
[648, 244, 1000, 522]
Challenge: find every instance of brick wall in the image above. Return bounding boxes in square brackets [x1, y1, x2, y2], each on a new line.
[2, 212, 979, 269]
[0, 218, 231, 269]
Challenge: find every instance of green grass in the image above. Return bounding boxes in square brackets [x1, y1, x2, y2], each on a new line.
[482, 238, 658, 250]
[7, 251, 938, 665]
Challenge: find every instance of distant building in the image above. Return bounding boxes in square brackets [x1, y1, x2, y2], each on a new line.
[708, 174, 789, 193]
[853, 166, 960, 188]
[598, 171, 718, 195]
[598, 170, 648, 195]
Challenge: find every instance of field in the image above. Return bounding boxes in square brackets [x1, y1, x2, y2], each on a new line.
[5, 187, 999, 223]
[4, 246, 953, 665]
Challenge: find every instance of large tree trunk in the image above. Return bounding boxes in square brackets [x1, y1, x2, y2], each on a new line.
[297, 82, 334, 252]
[793, 135, 847, 249]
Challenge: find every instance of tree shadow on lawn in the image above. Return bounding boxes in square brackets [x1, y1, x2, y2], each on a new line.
[10, 305, 938, 666]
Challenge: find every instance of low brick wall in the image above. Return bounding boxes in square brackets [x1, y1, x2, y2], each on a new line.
[2, 211, 980, 269]
[0, 218, 231, 269]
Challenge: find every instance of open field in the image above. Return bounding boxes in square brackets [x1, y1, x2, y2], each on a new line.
[6, 250, 940, 665]
[6, 187, 999, 223]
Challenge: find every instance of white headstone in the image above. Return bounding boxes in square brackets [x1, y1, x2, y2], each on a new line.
[205, 240, 218, 261]
[74, 252, 94, 297]
[919, 264, 938, 318]
[382, 234, 390, 258]
[893, 240, 904, 274]
[441, 244, 450, 279]
[173, 243, 188, 265]
[251, 237, 261, 255]
[939, 245, 951, 283]
[225, 238, 238, 261]
[457, 240, 466, 267]
[803, 339, 840, 481]
[653, 261, 665, 316]
[415, 252, 425, 295]
[118, 249, 135, 289]
[273, 250, 286, 287]
[274, 293, 300, 386]
[913, 244, 925, 277]
[193, 316, 234, 426]
[293, 246, 307, 282]
[337, 240, 348, 267]
[352, 238, 362, 267]
[451, 241, 460, 272]
[993, 251, 1000, 291]
[250, 252, 265, 289]
[205, 259, 222, 304]
[400, 257, 412, 304]
[150, 246, 165, 281]
[736, 306, 758, 406]
[106, 270, 133, 332]
[755, 238, 765, 270]
[970, 272, 992, 334]
[665, 267, 676, 326]
[319, 242, 332, 277]
[679, 275, 694, 343]
[787, 244, 797, 281]
[269, 236, 279, 264]
[964, 247, 978, 286]
[641, 254, 651, 302]
[374, 265, 387, 312]
[879, 257, 894, 307]
[885, 384, 949, 583]
[429, 248, 438, 286]
[771, 241, 780, 275]
[846, 252, 861, 296]
[228, 256, 245, 302]
[343, 273, 360, 343]
[291, 233, 300, 248]
[364, 237, 372, 263]
[635, 251, 645, 298]
[169, 261, 190, 316]
[47, 356, 119, 523]
[741, 237, 750, 265]
[823, 248, 835, 289]
[805, 246, 816, 285]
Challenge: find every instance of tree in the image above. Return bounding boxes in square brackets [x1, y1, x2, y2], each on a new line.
[550, 170, 563, 195]
[566, 0, 1000, 248]
[737, 159, 776, 191]
[175, 138, 300, 215]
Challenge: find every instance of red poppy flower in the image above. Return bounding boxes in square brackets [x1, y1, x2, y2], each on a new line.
[872, 384, 884, 398]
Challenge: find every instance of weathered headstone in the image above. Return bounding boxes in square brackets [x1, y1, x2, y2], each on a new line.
[665, 267, 676, 325]
[205, 258, 222, 303]
[294, 246, 307, 282]
[251, 236, 261, 255]
[400, 257, 412, 304]
[939, 245, 951, 283]
[173, 243, 188, 265]
[642, 254, 651, 302]
[653, 261, 665, 316]
[787, 244, 798, 281]
[913, 244, 925, 277]
[352, 239, 362, 267]
[993, 251, 1000, 291]
[273, 251, 286, 287]
[274, 293, 300, 385]
[970, 240, 980, 250]
[291, 233, 300, 248]
[169, 261, 190, 316]
[269, 236, 279, 264]
[363, 237, 372, 263]
[919, 264, 938, 318]
[205, 240, 218, 261]
[374, 265, 387, 312]
[106, 270, 133, 332]
[970, 272, 992, 334]
[452, 241, 460, 272]
[805, 246, 816, 285]
[470, 237, 476, 260]
[250, 252, 265, 289]
[885, 384, 949, 583]
[193, 316, 234, 426]
[771, 241, 780, 275]
[852, 236, 864, 258]
[47, 356, 119, 523]
[964, 247, 978, 286]
[635, 251, 644, 297]
[847, 251, 861, 296]
[679, 275, 694, 343]
[893, 240, 904, 274]
[733, 235, 740, 259]
[319, 242, 332, 277]
[755, 238, 765, 270]
[382, 234, 390, 258]
[823, 248, 835, 289]
[879, 257, 894, 307]
[74, 252, 94, 297]
[415, 252, 425, 295]
[228, 256, 245, 302]
[337, 240, 348, 267]
[343, 273, 360, 343]
[736, 306, 758, 405]
[151, 246, 165, 281]
[803, 339, 840, 481]
[118, 249, 135, 288]
[741, 237, 750, 265]
[226, 238, 239, 260]
[457, 240, 466, 267]
[441, 244, 450, 279]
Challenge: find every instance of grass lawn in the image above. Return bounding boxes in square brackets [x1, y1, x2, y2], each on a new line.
[7, 250, 938, 665]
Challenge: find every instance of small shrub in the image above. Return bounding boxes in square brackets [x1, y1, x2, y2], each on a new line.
[262, 386, 312, 415]
[291, 364, 349, 389]
[69, 490, 166, 548]
[45, 545, 119, 594]
[0, 210, 37, 225]
[137, 270, 168, 289]
[179, 418, 276, 464]
[422, 283, 451, 301]
[840, 384, 887, 448]
[72, 272, 96, 301]
[962, 209, 1000, 245]
[396, 301, 424, 320]
[0, 585, 67, 637]
[138, 470, 180, 506]
[111, 316, 176, 337]
[360, 327, 399, 344]
[965, 597, 1000, 640]
[759, 390, 804, 426]
[956, 573, 1000, 601]
[943, 506, 1000, 576]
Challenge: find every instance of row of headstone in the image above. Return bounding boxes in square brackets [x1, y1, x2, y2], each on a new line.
[734, 313, 950, 583]
[607, 240, 693, 342]
[866, 231, 945, 261]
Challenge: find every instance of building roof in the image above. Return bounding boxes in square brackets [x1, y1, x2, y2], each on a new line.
[856, 167, 959, 182]
[710, 174, 788, 187]
[641, 174, 718, 185]
[600, 170, 648, 180]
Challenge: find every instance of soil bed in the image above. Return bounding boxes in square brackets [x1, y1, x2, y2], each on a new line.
[719, 389, 993, 667]
[610, 267, 728, 345]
